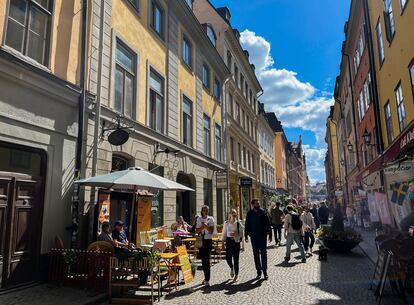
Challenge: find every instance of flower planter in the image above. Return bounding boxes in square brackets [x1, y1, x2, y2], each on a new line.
[321, 238, 361, 253]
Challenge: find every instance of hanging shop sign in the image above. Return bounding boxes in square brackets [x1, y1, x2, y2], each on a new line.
[216, 172, 228, 189]
[240, 177, 253, 188]
[98, 191, 111, 224]
[384, 160, 414, 227]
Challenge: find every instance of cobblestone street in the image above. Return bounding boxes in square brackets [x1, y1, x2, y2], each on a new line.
[147, 240, 401, 305]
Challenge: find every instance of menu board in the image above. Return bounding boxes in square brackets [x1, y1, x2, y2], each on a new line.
[137, 195, 152, 233]
[176, 245, 193, 284]
[98, 192, 110, 224]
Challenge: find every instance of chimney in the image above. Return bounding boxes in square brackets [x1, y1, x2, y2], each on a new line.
[217, 7, 231, 23]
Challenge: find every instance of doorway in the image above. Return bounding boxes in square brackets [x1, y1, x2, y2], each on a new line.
[176, 172, 196, 224]
[0, 143, 46, 289]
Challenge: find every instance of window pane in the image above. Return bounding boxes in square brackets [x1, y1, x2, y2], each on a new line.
[183, 98, 191, 114]
[6, 19, 25, 52]
[9, 0, 27, 24]
[155, 94, 163, 132]
[115, 67, 123, 113]
[150, 70, 163, 93]
[35, 0, 50, 9]
[154, 5, 162, 35]
[410, 64, 414, 86]
[27, 7, 48, 64]
[124, 74, 134, 117]
[116, 44, 134, 71]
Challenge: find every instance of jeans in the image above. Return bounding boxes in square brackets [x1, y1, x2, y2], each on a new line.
[225, 238, 241, 276]
[272, 224, 283, 243]
[200, 239, 212, 281]
[251, 237, 267, 275]
[285, 233, 306, 260]
[303, 230, 315, 251]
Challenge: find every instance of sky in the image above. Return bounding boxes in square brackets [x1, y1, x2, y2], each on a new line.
[211, 0, 351, 185]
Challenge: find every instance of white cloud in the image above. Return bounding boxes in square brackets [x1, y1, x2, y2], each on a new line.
[239, 29, 333, 185]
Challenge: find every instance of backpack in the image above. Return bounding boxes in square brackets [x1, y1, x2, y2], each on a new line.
[290, 213, 303, 230]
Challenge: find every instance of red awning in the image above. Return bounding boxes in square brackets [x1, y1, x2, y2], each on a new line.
[383, 121, 414, 164]
[356, 155, 383, 183]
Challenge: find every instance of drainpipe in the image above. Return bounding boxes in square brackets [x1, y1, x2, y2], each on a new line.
[222, 76, 231, 220]
[71, 0, 88, 248]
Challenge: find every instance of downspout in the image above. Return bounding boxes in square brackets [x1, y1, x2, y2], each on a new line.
[222, 76, 231, 220]
[72, 0, 88, 248]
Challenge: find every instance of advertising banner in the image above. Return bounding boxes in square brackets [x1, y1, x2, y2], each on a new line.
[98, 192, 111, 224]
[367, 193, 380, 222]
[374, 192, 392, 225]
[383, 161, 414, 227]
[176, 245, 193, 284]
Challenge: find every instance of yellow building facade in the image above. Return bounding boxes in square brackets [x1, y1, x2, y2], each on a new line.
[85, 0, 230, 233]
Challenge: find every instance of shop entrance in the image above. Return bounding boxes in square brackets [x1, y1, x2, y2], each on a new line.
[176, 172, 196, 224]
[0, 143, 45, 289]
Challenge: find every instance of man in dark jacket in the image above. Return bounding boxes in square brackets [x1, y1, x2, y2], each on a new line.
[318, 202, 329, 225]
[310, 203, 320, 231]
[245, 199, 272, 280]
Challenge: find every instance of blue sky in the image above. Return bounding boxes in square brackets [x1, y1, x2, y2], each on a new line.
[211, 0, 351, 184]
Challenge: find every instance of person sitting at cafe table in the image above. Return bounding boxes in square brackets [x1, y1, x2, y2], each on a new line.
[98, 221, 114, 243]
[112, 220, 129, 249]
[171, 216, 190, 232]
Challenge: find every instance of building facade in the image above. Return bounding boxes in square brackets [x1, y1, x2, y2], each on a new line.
[193, 1, 262, 219]
[0, 0, 85, 288]
[257, 103, 276, 209]
[325, 108, 341, 205]
[287, 137, 307, 203]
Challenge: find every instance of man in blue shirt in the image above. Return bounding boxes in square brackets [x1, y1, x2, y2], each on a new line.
[245, 199, 272, 280]
[112, 220, 129, 249]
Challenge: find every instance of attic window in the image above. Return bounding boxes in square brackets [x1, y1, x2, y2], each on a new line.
[206, 25, 217, 47]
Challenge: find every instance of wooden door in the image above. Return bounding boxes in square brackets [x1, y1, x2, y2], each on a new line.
[0, 173, 43, 288]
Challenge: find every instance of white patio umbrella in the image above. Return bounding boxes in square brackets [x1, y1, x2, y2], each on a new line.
[75, 167, 194, 192]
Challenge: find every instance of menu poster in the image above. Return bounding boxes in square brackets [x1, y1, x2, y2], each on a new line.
[367, 193, 380, 222]
[137, 195, 152, 233]
[374, 192, 392, 225]
[98, 192, 110, 224]
[176, 245, 193, 284]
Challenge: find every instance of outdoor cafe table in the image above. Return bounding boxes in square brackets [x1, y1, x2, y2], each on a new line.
[159, 252, 181, 293]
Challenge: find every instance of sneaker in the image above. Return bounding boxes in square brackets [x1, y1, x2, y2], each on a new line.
[310, 247, 313, 253]
[284, 256, 290, 262]
[204, 281, 210, 288]
[255, 273, 261, 280]
[263, 273, 268, 280]
[233, 275, 238, 282]
[301, 258, 306, 263]
[202, 280, 206, 286]
[230, 267, 234, 278]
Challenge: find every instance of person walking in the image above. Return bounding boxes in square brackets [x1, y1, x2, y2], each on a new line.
[284, 205, 306, 263]
[196, 205, 216, 288]
[270, 202, 284, 246]
[318, 202, 330, 225]
[245, 199, 272, 280]
[301, 206, 316, 254]
[222, 209, 243, 282]
[310, 203, 320, 232]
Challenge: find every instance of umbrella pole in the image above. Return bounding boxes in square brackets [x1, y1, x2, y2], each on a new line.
[129, 188, 136, 244]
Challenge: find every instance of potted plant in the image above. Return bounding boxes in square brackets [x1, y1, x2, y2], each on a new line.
[190, 259, 197, 277]
[317, 207, 362, 252]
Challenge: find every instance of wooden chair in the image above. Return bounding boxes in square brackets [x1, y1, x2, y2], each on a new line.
[87, 241, 115, 256]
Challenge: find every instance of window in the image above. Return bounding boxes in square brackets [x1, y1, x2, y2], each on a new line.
[206, 25, 216, 47]
[357, 96, 362, 122]
[5, 0, 52, 65]
[243, 146, 246, 168]
[234, 64, 239, 85]
[363, 81, 370, 110]
[150, 1, 164, 38]
[229, 93, 234, 117]
[149, 163, 164, 228]
[215, 124, 222, 161]
[252, 155, 255, 173]
[202, 64, 210, 90]
[245, 82, 248, 98]
[127, 0, 139, 10]
[227, 137, 233, 162]
[409, 61, 414, 99]
[384, 102, 394, 144]
[400, 0, 407, 10]
[115, 41, 136, 118]
[182, 35, 192, 69]
[249, 90, 252, 106]
[182, 96, 193, 146]
[238, 142, 241, 165]
[395, 84, 406, 131]
[384, 0, 395, 42]
[360, 91, 365, 119]
[213, 78, 221, 101]
[376, 21, 385, 64]
[185, 0, 193, 9]
[242, 109, 245, 129]
[227, 51, 232, 68]
[240, 74, 244, 91]
[149, 69, 164, 132]
[203, 179, 213, 209]
[203, 114, 211, 156]
[247, 151, 251, 171]
[235, 102, 240, 124]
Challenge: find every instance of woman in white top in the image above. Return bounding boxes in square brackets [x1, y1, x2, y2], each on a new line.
[221, 209, 243, 282]
[301, 206, 316, 254]
[196, 205, 216, 288]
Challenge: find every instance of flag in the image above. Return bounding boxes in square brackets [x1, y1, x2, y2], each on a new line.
[390, 182, 409, 206]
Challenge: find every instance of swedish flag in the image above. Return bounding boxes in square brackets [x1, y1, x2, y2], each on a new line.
[391, 182, 409, 206]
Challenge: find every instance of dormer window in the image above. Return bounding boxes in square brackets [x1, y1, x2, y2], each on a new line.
[206, 25, 217, 47]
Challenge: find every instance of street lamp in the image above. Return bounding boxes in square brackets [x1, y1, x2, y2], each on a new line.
[363, 130, 372, 146]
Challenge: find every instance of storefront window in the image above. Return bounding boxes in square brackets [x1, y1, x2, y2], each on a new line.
[203, 178, 213, 214]
[149, 164, 164, 228]
[0, 145, 42, 176]
[111, 155, 129, 172]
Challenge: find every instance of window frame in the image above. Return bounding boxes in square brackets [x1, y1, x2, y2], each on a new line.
[182, 95, 193, 147]
[395, 82, 406, 132]
[400, 0, 408, 13]
[148, 67, 165, 133]
[383, 0, 395, 42]
[150, 0, 164, 40]
[376, 20, 385, 65]
[114, 39, 137, 119]
[4, 0, 53, 66]
[125, 0, 139, 12]
[230, 137, 235, 161]
[202, 63, 210, 91]
[203, 114, 211, 156]
[409, 59, 414, 102]
[215, 123, 222, 161]
[384, 101, 394, 144]
[181, 34, 193, 70]
[206, 24, 216, 47]
[213, 77, 221, 102]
